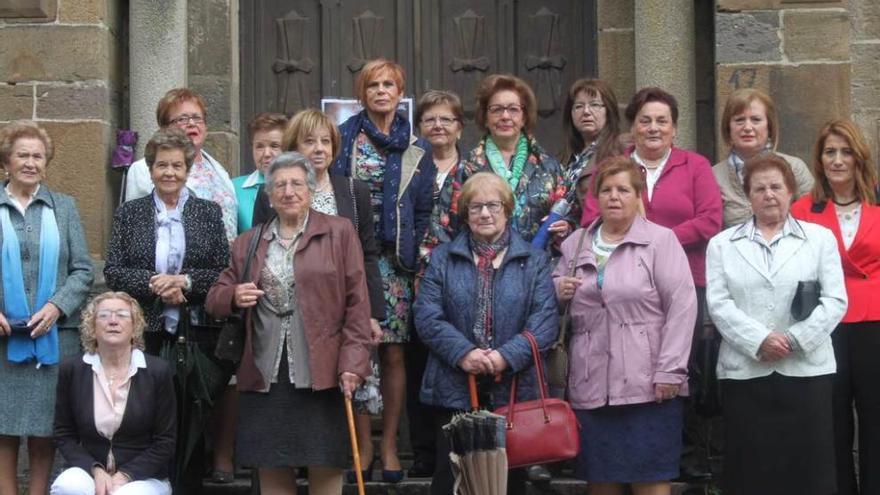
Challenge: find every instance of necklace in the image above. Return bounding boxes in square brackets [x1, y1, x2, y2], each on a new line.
[832, 197, 859, 207]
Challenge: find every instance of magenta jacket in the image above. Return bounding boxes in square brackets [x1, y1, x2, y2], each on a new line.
[554, 216, 697, 410]
[579, 147, 722, 287]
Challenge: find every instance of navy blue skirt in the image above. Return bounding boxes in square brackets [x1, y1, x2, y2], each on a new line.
[574, 398, 683, 483]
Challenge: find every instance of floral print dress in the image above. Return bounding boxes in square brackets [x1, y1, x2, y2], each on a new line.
[353, 132, 412, 343]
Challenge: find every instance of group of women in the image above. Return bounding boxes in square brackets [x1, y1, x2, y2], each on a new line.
[0, 54, 876, 495]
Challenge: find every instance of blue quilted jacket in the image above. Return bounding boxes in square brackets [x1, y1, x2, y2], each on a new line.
[414, 229, 559, 411]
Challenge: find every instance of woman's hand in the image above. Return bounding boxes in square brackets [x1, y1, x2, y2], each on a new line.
[234, 282, 265, 309]
[485, 350, 508, 374]
[28, 302, 61, 338]
[339, 371, 363, 399]
[149, 274, 187, 295]
[0, 312, 10, 337]
[110, 472, 130, 491]
[654, 383, 680, 403]
[459, 348, 495, 375]
[548, 219, 572, 239]
[369, 318, 383, 345]
[159, 287, 187, 305]
[759, 332, 791, 362]
[92, 467, 114, 495]
[555, 276, 582, 303]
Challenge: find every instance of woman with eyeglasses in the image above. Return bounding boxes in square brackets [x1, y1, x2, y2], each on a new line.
[414, 172, 558, 495]
[124, 88, 238, 244]
[459, 74, 565, 246]
[52, 292, 176, 495]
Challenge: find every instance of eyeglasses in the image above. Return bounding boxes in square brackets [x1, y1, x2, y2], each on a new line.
[169, 114, 205, 126]
[487, 104, 524, 117]
[467, 201, 503, 215]
[421, 116, 458, 127]
[97, 309, 132, 320]
[572, 102, 606, 113]
[271, 179, 309, 192]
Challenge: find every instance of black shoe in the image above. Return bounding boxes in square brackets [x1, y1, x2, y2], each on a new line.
[407, 460, 435, 478]
[526, 464, 552, 483]
[345, 459, 374, 484]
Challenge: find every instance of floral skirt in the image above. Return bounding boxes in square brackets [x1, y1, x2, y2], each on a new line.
[378, 251, 413, 344]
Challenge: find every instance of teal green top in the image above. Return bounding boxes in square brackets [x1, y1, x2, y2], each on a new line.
[232, 170, 264, 233]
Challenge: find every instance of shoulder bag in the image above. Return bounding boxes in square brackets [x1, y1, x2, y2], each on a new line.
[214, 224, 263, 363]
[546, 228, 589, 390]
[493, 331, 580, 468]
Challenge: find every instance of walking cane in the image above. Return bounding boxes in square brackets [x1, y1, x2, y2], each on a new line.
[344, 396, 366, 495]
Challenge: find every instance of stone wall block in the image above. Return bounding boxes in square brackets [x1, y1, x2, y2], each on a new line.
[58, 0, 105, 23]
[852, 0, 880, 40]
[852, 112, 880, 164]
[598, 30, 635, 104]
[203, 132, 240, 177]
[597, 0, 633, 29]
[40, 121, 112, 257]
[0, 26, 109, 82]
[36, 83, 110, 120]
[852, 43, 880, 106]
[717, 0, 779, 11]
[0, 0, 57, 21]
[0, 83, 33, 120]
[716, 12, 782, 63]
[190, 74, 231, 129]
[771, 63, 851, 160]
[188, 0, 231, 75]
[783, 10, 850, 62]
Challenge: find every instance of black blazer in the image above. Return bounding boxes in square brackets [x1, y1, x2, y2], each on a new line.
[254, 174, 385, 319]
[104, 193, 230, 333]
[54, 353, 176, 480]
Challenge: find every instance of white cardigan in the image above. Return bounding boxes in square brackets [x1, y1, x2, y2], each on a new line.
[706, 218, 847, 380]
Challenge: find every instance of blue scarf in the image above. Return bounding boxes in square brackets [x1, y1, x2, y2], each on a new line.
[332, 110, 410, 243]
[1, 201, 60, 365]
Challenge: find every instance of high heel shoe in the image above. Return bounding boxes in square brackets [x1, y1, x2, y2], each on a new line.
[345, 458, 375, 484]
[381, 468, 405, 483]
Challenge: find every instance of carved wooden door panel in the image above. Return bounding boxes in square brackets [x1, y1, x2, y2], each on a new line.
[241, 0, 596, 168]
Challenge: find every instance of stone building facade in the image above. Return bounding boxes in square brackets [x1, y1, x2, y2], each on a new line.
[0, 0, 878, 261]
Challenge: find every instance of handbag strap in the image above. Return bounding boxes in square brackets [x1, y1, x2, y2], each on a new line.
[241, 224, 263, 283]
[505, 331, 549, 427]
[556, 228, 589, 346]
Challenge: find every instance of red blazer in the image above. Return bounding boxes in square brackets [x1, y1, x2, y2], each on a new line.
[791, 196, 880, 322]
[580, 147, 723, 287]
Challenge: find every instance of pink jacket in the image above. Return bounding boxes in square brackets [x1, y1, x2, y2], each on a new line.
[579, 147, 722, 287]
[554, 216, 697, 410]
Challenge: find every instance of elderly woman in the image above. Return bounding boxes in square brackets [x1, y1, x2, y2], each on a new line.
[460, 74, 566, 245]
[233, 112, 288, 233]
[105, 128, 229, 351]
[329, 58, 435, 482]
[714, 88, 813, 228]
[561, 78, 623, 222]
[554, 156, 697, 494]
[414, 171, 559, 495]
[124, 87, 238, 243]
[205, 152, 372, 494]
[0, 120, 94, 495]
[51, 292, 176, 495]
[707, 154, 847, 495]
[791, 120, 880, 495]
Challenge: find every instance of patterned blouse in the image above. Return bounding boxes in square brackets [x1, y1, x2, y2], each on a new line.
[188, 154, 238, 244]
[460, 135, 565, 242]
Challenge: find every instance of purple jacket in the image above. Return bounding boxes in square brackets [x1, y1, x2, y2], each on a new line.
[580, 147, 722, 287]
[554, 216, 697, 410]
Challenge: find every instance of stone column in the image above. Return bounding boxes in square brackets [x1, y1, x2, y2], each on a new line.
[129, 0, 188, 156]
[634, 0, 697, 150]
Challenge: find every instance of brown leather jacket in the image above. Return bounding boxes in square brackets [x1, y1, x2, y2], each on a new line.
[205, 210, 372, 392]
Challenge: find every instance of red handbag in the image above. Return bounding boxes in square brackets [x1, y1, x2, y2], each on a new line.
[493, 331, 580, 468]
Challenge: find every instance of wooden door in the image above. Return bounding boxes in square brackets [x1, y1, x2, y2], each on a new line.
[240, 0, 596, 170]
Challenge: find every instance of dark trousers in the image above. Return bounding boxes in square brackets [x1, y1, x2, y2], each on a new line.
[431, 409, 527, 495]
[405, 331, 437, 467]
[831, 322, 880, 495]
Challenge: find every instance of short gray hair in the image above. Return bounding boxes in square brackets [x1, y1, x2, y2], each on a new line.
[145, 128, 196, 171]
[267, 151, 318, 193]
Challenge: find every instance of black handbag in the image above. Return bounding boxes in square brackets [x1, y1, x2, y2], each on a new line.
[214, 224, 262, 363]
[791, 280, 821, 322]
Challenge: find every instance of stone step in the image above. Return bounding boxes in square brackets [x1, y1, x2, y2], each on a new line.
[203, 474, 706, 495]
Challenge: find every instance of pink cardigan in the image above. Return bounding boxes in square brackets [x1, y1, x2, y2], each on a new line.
[579, 147, 722, 286]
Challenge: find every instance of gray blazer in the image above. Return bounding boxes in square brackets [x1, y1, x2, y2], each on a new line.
[0, 185, 94, 329]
